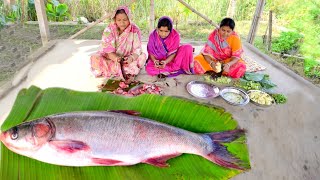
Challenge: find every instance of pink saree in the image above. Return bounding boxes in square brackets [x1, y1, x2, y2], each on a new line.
[145, 16, 194, 76]
[90, 6, 146, 79]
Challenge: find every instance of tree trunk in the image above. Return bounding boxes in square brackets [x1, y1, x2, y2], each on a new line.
[149, 0, 155, 34]
[227, 0, 237, 18]
[267, 11, 273, 51]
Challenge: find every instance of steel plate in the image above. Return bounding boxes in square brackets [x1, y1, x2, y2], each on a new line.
[220, 87, 249, 106]
[186, 81, 220, 99]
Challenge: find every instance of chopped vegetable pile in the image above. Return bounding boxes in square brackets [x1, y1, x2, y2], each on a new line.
[249, 91, 274, 106]
[271, 93, 287, 104]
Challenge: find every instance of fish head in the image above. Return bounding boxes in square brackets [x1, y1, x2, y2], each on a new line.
[0, 119, 54, 156]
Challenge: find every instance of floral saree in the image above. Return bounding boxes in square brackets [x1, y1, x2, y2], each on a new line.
[90, 6, 146, 79]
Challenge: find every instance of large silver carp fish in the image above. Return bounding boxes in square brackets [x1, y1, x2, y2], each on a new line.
[0, 110, 246, 170]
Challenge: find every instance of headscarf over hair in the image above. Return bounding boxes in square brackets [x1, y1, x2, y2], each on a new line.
[111, 6, 132, 23]
[147, 16, 180, 60]
[100, 6, 142, 56]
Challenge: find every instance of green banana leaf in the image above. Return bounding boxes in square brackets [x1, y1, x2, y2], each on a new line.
[0, 86, 250, 180]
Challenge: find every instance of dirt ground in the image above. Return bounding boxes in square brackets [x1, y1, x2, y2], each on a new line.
[0, 24, 85, 87]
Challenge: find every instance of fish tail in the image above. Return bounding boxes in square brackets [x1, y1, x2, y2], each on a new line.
[204, 129, 247, 170]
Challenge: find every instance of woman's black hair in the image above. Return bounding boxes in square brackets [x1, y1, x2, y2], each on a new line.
[115, 9, 126, 16]
[157, 18, 172, 31]
[220, 18, 235, 30]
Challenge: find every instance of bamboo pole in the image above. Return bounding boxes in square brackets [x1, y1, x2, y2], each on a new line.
[68, 0, 136, 40]
[176, 0, 219, 28]
[68, 13, 112, 40]
[271, 52, 304, 60]
[34, 0, 50, 45]
[267, 10, 273, 51]
[149, 0, 155, 34]
[247, 0, 265, 44]
[21, 0, 25, 23]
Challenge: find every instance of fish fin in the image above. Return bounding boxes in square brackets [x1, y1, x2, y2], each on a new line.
[109, 110, 141, 116]
[203, 129, 248, 170]
[49, 140, 90, 153]
[142, 153, 182, 168]
[206, 129, 246, 143]
[91, 158, 123, 165]
[206, 143, 247, 170]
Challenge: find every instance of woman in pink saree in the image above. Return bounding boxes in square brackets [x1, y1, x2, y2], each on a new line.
[90, 6, 146, 82]
[193, 18, 246, 78]
[145, 16, 194, 77]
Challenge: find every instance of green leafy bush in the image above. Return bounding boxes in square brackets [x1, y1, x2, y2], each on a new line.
[304, 58, 320, 78]
[5, 4, 21, 22]
[272, 31, 303, 54]
[0, 15, 5, 29]
[46, 1, 70, 22]
[27, 0, 37, 21]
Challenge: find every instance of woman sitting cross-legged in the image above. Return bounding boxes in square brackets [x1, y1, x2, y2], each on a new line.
[90, 6, 146, 83]
[193, 18, 246, 78]
[145, 16, 194, 77]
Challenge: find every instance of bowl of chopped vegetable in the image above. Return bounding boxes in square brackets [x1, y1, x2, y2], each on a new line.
[247, 90, 275, 107]
[219, 87, 249, 106]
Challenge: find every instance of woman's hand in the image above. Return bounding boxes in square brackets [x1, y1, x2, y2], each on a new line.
[114, 56, 122, 63]
[209, 61, 216, 69]
[123, 56, 134, 64]
[154, 59, 161, 68]
[210, 61, 222, 73]
[157, 61, 167, 69]
[223, 63, 231, 73]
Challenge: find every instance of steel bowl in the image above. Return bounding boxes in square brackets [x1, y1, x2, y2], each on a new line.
[186, 81, 220, 99]
[219, 87, 249, 106]
[247, 90, 275, 107]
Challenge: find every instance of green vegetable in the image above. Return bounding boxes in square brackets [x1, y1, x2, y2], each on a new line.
[203, 75, 232, 85]
[244, 72, 265, 81]
[215, 76, 232, 84]
[234, 79, 262, 90]
[271, 94, 287, 104]
[239, 72, 277, 90]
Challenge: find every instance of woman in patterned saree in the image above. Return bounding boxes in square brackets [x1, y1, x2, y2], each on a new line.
[145, 16, 194, 77]
[194, 18, 246, 78]
[90, 6, 146, 82]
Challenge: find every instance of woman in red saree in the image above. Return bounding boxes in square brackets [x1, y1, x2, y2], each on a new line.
[145, 16, 194, 77]
[90, 6, 146, 82]
[194, 18, 246, 78]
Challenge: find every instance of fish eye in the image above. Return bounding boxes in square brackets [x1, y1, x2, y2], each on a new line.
[10, 127, 18, 140]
